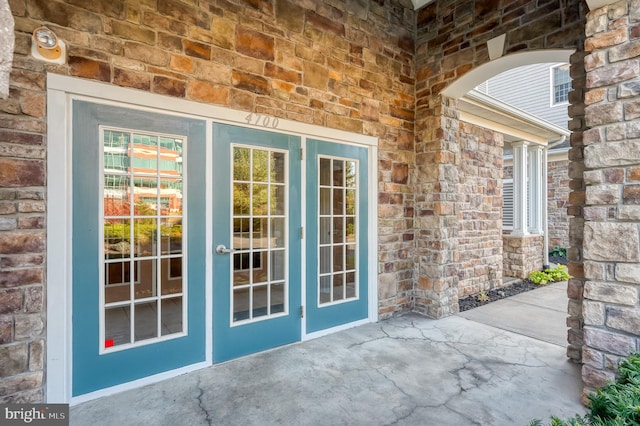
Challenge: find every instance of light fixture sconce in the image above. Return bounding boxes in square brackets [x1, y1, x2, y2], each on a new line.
[31, 26, 66, 64]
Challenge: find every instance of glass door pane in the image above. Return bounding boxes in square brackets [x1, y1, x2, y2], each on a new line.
[102, 129, 186, 351]
[231, 146, 288, 323]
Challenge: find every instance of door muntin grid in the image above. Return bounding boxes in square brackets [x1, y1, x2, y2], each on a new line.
[318, 156, 359, 306]
[231, 145, 288, 325]
[101, 127, 187, 353]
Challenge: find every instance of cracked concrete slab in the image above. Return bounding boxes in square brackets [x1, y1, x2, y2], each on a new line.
[71, 308, 585, 426]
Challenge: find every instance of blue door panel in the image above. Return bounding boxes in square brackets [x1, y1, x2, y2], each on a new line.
[72, 101, 206, 396]
[305, 139, 369, 334]
[212, 124, 302, 363]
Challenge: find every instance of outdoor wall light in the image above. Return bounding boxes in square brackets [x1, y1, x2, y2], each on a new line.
[31, 26, 66, 64]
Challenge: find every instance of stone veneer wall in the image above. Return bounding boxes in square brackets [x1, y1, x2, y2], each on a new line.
[577, 0, 640, 400]
[548, 158, 571, 249]
[414, 0, 586, 318]
[503, 234, 543, 279]
[456, 122, 503, 298]
[0, 0, 416, 403]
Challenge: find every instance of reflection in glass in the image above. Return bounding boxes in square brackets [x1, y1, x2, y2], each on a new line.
[134, 301, 157, 342]
[320, 217, 331, 244]
[233, 147, 250, 181]
[102, 129, 185, 350]
[319, 158, 331, 186]
[271, 218, 285, 248]
[253, 149, 268, 182]
[320, 188, 331, 215]
[346, 245, 356, 270]
[252, 184, 268, 215]
[134, 259, 156, 299]
[104, 219, 130, 260]
[271, 250, 285, 281]
[271, 185, 285, 215]
[252, 218, 268, 249]
[319, 276, 331, 304]
[252, 251, 269, 283]
[317, 156, 359, 306]
[233, 183, 250, 216]
[133, 218, 157, 258]
[346, 272, 356, 298]
[160, 179, 182, 216]
[271, 283, 285, 314]
[333, 217, 344, 244]
[333, 246, 344, 272]
[104, 175, 130, 217]
[346, 161, 356, 187]
[253, 285, 268, 318]
[104, 261, 131, 304]
[160, 218, 182, 255]
[271, 152, 286, 183]
[320, 247, 331, 274]
[105, 306, 130, 347]
[161, 297, 182, 336]
[333, 273, 344, 301]
[161, 257, 183, 296]
[346, 217, 355, 240]
[346, 189, 356, 215]
[233, 287, 250, 321]
[333, 160, 343, 186]
[231, 146, 288, 323]
[234, 217, 250, 249]
[333, 188, 343, 215]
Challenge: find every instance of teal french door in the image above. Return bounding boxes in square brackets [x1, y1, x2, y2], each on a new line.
[305, 139, 369, 333]
[212, 126, 370, 360]
[72, 101, 206, 396]
[212, 124, 302, 362]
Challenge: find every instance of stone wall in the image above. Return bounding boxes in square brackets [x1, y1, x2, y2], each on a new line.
[548, 158, 571, 249]
[414, 0, 586, 318]
[1, 0, 416, 403]
[503, 234, 544, 279]
[456, 122, 503, 298]
[578, 0, 640, 399]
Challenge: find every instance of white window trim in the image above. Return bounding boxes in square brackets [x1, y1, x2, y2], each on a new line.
[550, 63, 570, 107]
[47, 74, 378, 404]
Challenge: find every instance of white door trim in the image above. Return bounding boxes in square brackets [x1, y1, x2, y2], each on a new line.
[46, 74, 378, 404]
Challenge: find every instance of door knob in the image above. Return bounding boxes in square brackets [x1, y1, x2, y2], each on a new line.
[216, 244, 235, 254]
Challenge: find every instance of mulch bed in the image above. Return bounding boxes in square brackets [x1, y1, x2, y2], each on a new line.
[458, 280, 539, 312]
[458, 255, 568, 312]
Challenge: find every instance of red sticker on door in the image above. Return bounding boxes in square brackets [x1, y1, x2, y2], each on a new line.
[105, 339, 114, 348]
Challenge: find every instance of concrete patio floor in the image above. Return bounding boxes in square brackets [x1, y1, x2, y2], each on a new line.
[71, 282, 585, 425]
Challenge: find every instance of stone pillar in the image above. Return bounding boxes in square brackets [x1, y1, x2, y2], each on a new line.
[414, 96, 460, 319]
[528, 144, 544, 234]
[512, 141, 529, 236]
[579, 0, 640, 399]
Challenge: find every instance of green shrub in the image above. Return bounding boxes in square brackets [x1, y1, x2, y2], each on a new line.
[549, 246, 567, 258]
[529, 353, 640, 426]
[528, 265, 571, 285]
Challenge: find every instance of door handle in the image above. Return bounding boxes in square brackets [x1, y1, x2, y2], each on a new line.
[216, 244, 235, 255]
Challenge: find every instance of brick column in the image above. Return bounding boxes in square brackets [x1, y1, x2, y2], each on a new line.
[579, 0, 640, 399]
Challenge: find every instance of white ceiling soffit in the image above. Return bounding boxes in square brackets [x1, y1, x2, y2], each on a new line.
[458, 89, 570, 144]
[412, 0, 436, 10]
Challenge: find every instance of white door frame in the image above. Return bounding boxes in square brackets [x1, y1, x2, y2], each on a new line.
[46, 74, 378, 404]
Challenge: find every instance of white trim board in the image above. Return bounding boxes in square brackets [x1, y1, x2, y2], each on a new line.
[46, 74, 379, 404]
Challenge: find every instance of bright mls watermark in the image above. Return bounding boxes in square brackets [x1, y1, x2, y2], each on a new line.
[2, 404, 69, 425]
